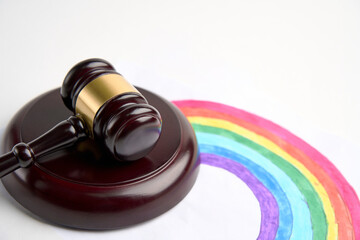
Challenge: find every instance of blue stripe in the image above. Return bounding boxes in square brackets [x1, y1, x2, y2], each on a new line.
[197, 132, 313, 240]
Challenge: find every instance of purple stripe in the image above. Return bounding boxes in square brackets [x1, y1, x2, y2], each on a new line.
[200, 153, 279, 240]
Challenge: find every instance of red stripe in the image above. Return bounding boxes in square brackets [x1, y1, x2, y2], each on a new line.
[174, 100, 359, 239]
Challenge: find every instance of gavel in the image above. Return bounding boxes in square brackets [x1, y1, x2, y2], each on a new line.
[0, 58, 162, 177]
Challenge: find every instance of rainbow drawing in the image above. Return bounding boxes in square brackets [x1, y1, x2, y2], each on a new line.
[173, 100, 360, 240]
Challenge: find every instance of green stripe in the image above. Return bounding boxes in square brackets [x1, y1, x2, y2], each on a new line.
[192, 123, 328, 239]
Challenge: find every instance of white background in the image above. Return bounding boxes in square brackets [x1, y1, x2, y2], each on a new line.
[0, 0, 359, 239]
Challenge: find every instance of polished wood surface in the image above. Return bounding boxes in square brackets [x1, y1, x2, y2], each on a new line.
[61, 58, 117, 111]
[62, 58, 162, 161]
[1, 88, 199, 230]
[0, 116, 86, 178]
[0, 58, 163, 178]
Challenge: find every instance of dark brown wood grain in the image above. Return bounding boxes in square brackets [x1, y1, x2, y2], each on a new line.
[1, 87, 199, 230]
[61, 58, 162, 161]
[0, 116, 87, 178]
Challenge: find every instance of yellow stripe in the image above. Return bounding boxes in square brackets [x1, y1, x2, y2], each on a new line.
[189, 116, 338, 240]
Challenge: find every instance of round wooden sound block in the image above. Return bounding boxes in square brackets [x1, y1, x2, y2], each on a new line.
[0, 88, 199, 230]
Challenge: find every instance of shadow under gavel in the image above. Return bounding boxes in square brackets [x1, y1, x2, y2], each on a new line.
[0, 58, 162, 178]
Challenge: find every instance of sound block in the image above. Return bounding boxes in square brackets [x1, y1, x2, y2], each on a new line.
[0, 88, 199, 230]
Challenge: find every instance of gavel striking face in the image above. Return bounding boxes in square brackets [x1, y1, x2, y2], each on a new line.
[62, 58, 162, 161]
[0, 58, 162, 177]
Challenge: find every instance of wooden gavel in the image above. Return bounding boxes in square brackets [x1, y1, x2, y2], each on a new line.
[0, 59, 162, 177]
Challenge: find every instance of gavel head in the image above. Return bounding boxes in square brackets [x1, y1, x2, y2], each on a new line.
[61, 59, 162, 161]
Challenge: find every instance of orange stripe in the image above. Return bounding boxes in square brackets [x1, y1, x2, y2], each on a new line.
[180, 106, 354, 240]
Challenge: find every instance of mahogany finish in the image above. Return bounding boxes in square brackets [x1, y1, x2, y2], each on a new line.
[1, 87, 199, 229]
[61, 58, 117, 110]
[0, 58, 163, 179]
[0, 116, 86, 178]
[62, 58, 162, 161]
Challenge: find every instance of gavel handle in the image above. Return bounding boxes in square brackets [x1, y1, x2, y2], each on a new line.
[0, 116, 87, 178]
